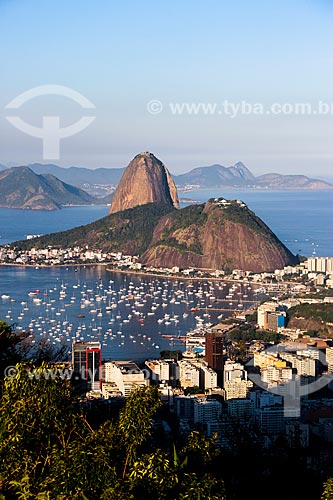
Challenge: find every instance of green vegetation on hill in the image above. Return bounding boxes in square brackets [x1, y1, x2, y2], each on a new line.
[6, 196, 297, 272]
[288, 303, 333, 324]
[155, 204, 207, 254]
[286, 303, 333, 338]
[208, 198, 280, 238]
[219, 201, 270, 234]
[229, 324, 282, 344]
[165, 204, 207, 228]
[160, 350, 183, 360]
[12, 203, 175, 254]
[0, 166, 97, 210]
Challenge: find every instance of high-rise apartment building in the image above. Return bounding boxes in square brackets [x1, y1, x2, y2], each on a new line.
[72, 341, 102, 391]
[205, 323, 228, 383]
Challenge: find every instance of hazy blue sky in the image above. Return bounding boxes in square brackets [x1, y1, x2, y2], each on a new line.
[0, 0, 332, 177]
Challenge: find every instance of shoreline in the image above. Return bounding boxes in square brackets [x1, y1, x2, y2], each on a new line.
[105, 267, 296, 286]
[106, 267, 228, 282]
[0, 261, 231, 281]
[0, 262, 109, 269]
[0, 262, 300, 286]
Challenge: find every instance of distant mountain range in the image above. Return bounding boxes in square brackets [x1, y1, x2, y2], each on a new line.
[0, 159, 331, 211]
[27, 163, 124, 196]
[173, 162, 333, 190]
[0, 167, 100, 210]
[0, 161, 331, 193]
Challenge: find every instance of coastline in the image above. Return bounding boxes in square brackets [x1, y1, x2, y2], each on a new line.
[105, 267, 295, 287]
[0, 261, 228, 281]
[0, 262, 298, 287]
[0, 262, 109, 269]
[106, 266, 226, 282]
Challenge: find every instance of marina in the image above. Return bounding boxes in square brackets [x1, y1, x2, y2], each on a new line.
[0, 265, 269, 361]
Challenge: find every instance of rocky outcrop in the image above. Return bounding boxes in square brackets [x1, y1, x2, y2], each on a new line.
[141, 199, 298, 272]
[109, 152, 179, 214]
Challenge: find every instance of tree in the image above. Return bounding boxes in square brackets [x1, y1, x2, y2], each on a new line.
[322, 478, 333, 500]
[184, 386, 202, 395]
[0, 362, 87, 498]
[0, 320, 69, 386]
[0, 364, 226, 499]
[0, 320, 29, 368]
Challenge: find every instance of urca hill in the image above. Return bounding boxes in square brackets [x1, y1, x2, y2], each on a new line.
[13, 152, 298, 273]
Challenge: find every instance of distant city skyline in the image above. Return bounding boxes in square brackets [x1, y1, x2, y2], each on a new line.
[0, 0, 332, 177]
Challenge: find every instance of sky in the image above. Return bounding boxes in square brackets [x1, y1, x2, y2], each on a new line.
[0, 0, 332, 177]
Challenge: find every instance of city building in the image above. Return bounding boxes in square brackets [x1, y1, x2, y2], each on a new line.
[257, 302, 286, 331]
[199, 363, 218, 390]
[257, 302, 278, 328]
[223, 360, 247, 385]
[72, 341, 102, 391]
[223, 379, 253, 400]
[101, 382, 123, 399]
[255, 406, 285, 435]
[253, 351, 287, 370]
[326, 347, 333, 373]
[222, 359, 252, 399]
[193, 397, 222, 425]
[267, 311, 286, 331]
[295, 356, 316, 377]
[145, 359, 170, 382]
[178, 359, 218, 391]
[185, 330, 206, 356]
[104, 360, 148, 397]
[227, 398, 254, 422]
[174, 395, 196, 420]
[307, 257, 333, 275]
[285, 422, 309, 447]
[145, 359, 179, 385]
[205, 323, 229, 383]
[178, 360, 200, 388]
[174, 395, 223, 439]
[250, 391, 283, 409]
[261, 366, 293, 385]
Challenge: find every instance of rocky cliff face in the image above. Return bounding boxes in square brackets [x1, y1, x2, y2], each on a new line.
[141, 199, 298, 272]
[109, 152, 179, 214]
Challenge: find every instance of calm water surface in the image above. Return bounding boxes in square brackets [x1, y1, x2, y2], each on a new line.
[0, 191, 331, 257]
[1, 190, 331, 361]
[0, 265, 267, 361]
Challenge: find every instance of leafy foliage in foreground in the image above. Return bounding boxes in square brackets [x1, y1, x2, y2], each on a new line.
[0, 321, 68, 383]
[322, 478, 333, 500]
[0, 364, 226, 499]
